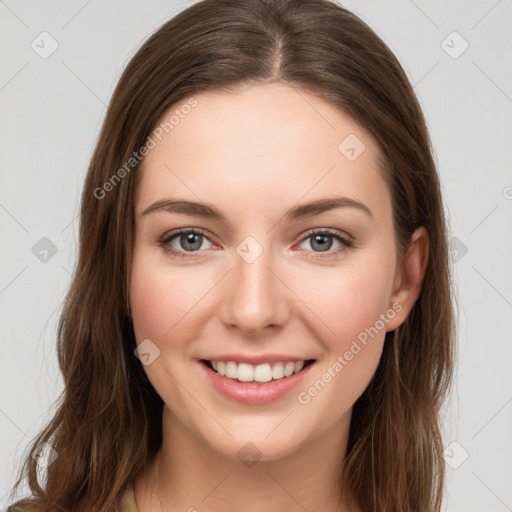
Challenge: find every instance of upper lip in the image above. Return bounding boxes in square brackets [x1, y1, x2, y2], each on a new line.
[200, 354, 316, 365]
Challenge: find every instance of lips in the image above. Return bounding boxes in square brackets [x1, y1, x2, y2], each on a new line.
[199, 358, 316, 404]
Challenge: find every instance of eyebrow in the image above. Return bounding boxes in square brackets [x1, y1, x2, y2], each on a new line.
[140, 196, 373, 223]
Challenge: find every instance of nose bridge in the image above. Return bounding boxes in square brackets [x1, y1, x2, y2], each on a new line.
[222, 234, 287, 332]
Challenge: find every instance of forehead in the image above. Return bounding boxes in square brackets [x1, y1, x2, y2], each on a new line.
[135, 82, 390, 223]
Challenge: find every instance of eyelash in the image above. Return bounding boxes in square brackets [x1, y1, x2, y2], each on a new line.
[158, 227, 355, 260]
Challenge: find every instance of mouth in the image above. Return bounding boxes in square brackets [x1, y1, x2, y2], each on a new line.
[199, 357, 317, 404]
[200, 358, 316, 383]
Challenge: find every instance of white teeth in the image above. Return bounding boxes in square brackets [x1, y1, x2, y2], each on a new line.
[283, 362, 295, 377]
[208, 360, 309, 382]
[225, 361, 238, 379]
[271, 363, 284, 380]
[253, 363, 273, 382]
[237, 363, 254, 382]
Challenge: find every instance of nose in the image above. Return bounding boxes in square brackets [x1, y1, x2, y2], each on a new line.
[219, 240, 290, 335]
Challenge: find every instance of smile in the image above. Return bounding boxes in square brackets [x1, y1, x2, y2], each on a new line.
[203, 359, 315, 383]
[199, 358, 316, 404]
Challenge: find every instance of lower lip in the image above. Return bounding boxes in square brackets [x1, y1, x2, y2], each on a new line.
[198, 360, 315, 404]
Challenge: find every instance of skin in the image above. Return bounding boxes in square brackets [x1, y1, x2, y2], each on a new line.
[129, 82, 428, 512]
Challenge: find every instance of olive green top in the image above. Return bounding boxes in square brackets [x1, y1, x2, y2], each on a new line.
[7, 482, 139, 512]
[119, 481, 139, 511]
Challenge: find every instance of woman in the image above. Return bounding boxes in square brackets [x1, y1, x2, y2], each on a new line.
[7, 0, 454, 510]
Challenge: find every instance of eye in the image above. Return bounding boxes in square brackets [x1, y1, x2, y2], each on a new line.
[297, 229, 354, 258]
[158, 227, 354, 259]
[158, 228, 214, 258]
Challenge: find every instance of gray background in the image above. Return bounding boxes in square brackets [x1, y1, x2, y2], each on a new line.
[1, 0, 511, 510]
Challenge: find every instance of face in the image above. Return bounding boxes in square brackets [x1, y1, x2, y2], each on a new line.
[129, 82, 407, 461]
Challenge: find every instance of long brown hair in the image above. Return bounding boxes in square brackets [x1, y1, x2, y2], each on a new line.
[8, 0, 454, 510]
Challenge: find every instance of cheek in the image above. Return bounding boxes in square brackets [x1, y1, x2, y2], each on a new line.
[290, 248, 396, 407]
[294, 266, 394, 424]
[129, 256, 207, 345]
[130, 265, 166, 342]
[294, 262, 395, 346]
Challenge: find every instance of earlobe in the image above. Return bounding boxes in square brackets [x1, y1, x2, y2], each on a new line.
[386, 227, 429, 332]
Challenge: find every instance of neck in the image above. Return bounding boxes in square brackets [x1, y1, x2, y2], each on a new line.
[134, 405, 360, 512]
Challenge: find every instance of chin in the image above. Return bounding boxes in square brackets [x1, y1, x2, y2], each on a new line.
[202, 428, 307, 464]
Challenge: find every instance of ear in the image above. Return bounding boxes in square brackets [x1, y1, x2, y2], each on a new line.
[385, 226, 429, 332]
